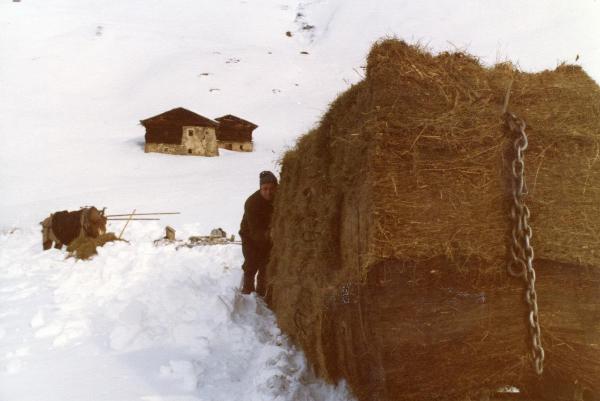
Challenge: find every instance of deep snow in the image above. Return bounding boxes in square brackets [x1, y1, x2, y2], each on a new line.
[1, 1, 599, 400]
[0, 224, 352, 401]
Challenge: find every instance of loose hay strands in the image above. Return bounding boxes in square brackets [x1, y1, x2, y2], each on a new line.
[67, 233, 122, 260]
[267, 39, 600, 401]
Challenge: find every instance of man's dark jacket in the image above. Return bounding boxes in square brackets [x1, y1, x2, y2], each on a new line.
[239, 190, 273, 257]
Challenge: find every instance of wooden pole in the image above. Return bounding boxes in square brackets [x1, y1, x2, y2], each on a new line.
[108, 218, 160, 221]
[118, 209, 136, 239]
[105, 212, 180, 217]
[165, 226, 176, 241]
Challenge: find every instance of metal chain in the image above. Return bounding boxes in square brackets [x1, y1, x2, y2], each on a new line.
[341, 284, 351, 304]
[504, 112, 545, 375]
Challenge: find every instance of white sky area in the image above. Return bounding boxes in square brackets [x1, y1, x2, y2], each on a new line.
[0, 1, 599, 400]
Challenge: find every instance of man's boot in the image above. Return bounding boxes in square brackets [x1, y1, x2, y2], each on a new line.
[241, 272, 255, 294]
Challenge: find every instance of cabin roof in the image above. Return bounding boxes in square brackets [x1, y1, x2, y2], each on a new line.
[215, 114, 258, 129]
[141, 107, 219, 128]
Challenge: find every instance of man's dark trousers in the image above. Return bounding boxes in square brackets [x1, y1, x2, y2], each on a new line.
[241, 238, 269, 297]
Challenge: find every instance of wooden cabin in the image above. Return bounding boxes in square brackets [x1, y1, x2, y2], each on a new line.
[141, 108, 219, 157]
[215, 114, 258, 152]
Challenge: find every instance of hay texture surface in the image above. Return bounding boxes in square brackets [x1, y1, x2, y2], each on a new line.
[268, 40, 600, 400]
[67, 233, 120, 260]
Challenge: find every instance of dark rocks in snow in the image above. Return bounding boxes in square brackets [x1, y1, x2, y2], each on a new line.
[294, 7, 316, 37]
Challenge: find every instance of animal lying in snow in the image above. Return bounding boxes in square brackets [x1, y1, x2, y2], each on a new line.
[40, 207, 107, 250]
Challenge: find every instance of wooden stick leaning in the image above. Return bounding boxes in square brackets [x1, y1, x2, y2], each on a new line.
[118, 209, 136, 239]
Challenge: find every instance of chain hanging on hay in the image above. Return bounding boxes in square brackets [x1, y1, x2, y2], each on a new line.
[504, 111, 545, 375]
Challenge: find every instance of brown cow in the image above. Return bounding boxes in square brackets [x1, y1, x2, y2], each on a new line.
[41, 207, 107, 250]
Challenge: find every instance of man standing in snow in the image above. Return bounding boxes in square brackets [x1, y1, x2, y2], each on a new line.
[239, 170, 278, 296]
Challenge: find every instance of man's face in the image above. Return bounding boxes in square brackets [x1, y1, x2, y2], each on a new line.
[260, 182, 277, 202]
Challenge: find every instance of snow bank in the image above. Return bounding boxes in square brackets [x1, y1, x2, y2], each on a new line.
[0, 225, 352, 401]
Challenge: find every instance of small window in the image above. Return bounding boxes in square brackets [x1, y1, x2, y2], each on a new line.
[188, 149, 192, 154]
[188, 130, 194, 136]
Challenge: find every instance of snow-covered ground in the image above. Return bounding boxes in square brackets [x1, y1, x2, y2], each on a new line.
[0, 225, 352, 401]
[1, 1, 599, 400]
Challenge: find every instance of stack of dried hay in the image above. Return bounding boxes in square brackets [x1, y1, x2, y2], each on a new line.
[67, 233, 120, 260]
[267, 39, 600, 401]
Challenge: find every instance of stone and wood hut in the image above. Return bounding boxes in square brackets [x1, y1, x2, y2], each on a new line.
[215, 114, 258, 152]
[141, 107, 219, 156]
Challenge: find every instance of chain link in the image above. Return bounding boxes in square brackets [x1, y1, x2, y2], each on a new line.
[341, 284, 351, 304]
[504, 112, 545, 375]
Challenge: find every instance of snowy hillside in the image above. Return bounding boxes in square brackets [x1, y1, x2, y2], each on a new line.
[1, 1, 600, 400]
[1, 0, 599, 232]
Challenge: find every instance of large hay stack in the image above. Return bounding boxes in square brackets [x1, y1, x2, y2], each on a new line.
[268, 40, 600, 400]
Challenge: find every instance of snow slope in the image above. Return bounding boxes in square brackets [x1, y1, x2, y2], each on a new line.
[1, 0, 599, 232]
[1, 1, 599, 400]
[0, 225, 352, 401]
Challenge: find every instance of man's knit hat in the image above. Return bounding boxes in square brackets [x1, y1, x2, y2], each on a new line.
[259, 170, 278, 185]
